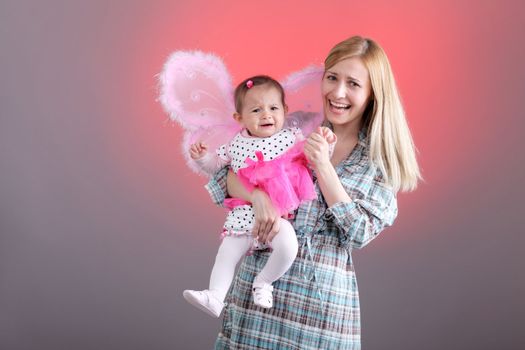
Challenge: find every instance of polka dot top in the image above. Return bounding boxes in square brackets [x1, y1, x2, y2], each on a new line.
[217, 127, 303, 173]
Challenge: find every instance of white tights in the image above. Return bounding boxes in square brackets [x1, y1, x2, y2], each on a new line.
[209, 218, 298, 302]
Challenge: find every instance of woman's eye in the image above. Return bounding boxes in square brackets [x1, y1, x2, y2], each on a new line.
[348, 81, 360, 87]
[326, 75, 336, 81]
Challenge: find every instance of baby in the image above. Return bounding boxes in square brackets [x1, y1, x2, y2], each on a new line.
[183, 75, 335, 317]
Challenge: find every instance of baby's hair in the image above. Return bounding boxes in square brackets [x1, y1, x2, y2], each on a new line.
[234, 75, 286, 113]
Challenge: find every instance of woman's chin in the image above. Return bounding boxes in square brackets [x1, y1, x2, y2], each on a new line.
[325, 113, 363, 131]
[325, 112, 348, 125]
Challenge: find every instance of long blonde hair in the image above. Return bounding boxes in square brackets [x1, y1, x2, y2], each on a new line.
[325, 36, 421, 192]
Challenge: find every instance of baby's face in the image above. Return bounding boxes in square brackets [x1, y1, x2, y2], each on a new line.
[235, 85, 286, 138]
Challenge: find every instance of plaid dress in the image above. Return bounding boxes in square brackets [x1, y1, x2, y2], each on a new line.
[205, 130, 398, 349]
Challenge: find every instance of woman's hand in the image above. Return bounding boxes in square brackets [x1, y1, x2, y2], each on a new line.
[250, 189, 280, 244]
[304, 127, 332, 170]
[226, 171, 280, 243]
[304, 127, 352, 207]
[319, 126, 337, 144]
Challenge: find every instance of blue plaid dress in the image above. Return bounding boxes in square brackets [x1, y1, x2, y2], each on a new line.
[205, 130, 398, 349]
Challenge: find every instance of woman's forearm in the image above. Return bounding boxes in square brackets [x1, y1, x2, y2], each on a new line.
[314, 163, 351, 207]
[226, 170, 252, 201]
[304, 128, 350, 207]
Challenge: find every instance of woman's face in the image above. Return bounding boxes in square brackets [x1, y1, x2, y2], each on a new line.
[321, 57, 372, 131]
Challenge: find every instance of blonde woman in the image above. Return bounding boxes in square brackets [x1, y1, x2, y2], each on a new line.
[206, 36, 420, 349]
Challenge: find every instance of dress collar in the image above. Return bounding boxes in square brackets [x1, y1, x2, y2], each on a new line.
[343, 128, 368, 166]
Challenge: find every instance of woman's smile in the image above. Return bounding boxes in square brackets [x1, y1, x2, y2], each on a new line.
[328, 100, 351, 113]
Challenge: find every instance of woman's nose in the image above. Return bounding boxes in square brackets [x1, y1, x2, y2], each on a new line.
[333, 81, 346, 98]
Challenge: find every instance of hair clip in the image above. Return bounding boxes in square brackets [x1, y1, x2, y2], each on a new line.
[246, 80, 254, 89]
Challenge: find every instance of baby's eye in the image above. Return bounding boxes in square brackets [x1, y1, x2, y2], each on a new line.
[271, 106, 279, 111]
[252, 108, 260, 113]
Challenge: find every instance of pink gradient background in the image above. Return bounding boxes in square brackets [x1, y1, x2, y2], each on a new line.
[1, 0, 524, 349]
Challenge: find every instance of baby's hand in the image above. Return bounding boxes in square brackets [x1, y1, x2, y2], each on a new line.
[318, 126, 337, 144]
[189, 142, 208, 159]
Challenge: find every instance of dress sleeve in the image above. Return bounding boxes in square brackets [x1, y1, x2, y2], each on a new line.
[204, 166, 229, 207]
[325, 165, 398, 249]
[194, 152, 228, 174]
[216, 144, 230, 162]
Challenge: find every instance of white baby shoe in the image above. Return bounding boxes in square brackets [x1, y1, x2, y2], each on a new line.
[183, 289, 225, 318]
[252, 281, 274, 309]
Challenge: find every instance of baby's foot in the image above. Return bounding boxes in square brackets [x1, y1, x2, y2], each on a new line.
[252, 280, 274, 309]
[183, 289, 224, 318]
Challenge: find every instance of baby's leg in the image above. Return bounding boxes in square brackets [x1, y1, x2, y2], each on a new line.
[209, 235, 252, 302]
[255, 218, 298, 285]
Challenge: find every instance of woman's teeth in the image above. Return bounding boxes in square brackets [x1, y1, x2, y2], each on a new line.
[330, 100, 351, 109]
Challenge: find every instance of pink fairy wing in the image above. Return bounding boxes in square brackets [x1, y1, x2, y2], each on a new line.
[282, 65, 325, 137]
[158, 51, 240, 176]
[182, 124, 241, 177]
[158, 51, 235, 130]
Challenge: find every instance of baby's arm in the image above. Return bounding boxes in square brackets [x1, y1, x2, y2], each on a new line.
[190, 142, 229, 174]
[189, 142, 209, 160]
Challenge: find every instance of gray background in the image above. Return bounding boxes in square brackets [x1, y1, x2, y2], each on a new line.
[1, 0, 524, 349]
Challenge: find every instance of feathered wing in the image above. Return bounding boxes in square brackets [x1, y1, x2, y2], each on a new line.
[282, 65, 325, 137]
[158, 52, 326, 176]
[158, 51, 241, 176]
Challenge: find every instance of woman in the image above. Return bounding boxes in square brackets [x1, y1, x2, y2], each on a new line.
[206, 36, 420, 349]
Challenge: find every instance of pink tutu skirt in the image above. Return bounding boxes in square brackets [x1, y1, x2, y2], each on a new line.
[236, 141, 316, 216]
